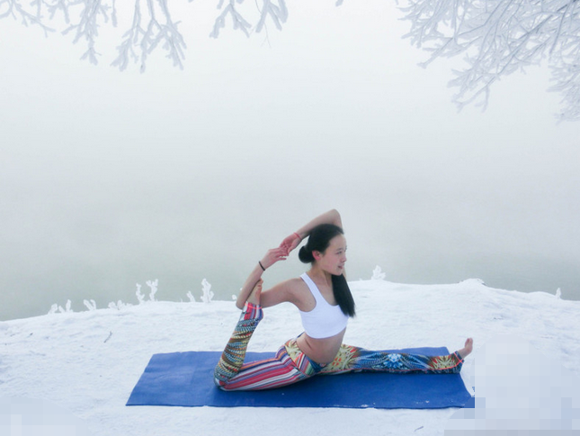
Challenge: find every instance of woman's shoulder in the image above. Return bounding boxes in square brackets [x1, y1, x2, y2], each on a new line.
[277, 277, 310, 301]
[284, 277, 314, 309]
[277, 277, 306, 292]
[262, 277, 305, 297]
[261, 277, 305, 308]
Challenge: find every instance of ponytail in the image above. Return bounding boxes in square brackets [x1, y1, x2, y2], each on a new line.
[332, 274, 356, 317]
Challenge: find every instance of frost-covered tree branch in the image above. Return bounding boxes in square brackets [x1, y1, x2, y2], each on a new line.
[210, 0, 252, 38]
[210, 0, 287, 38]
[5, 0, 576, 120]
[1, 0, 288, 71]
[0, 0, 54, 35]
[399, 0, 580, 121]
[62, 0, 112, 65]
[111, 0, 187, 72]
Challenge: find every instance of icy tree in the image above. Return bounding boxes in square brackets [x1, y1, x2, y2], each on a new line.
[0, 0, 287, 72]
[399, 0, 580, 121]
[4, 0, 578, 119]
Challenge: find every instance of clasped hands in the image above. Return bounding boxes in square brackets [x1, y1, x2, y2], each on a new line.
[259, 232, 302, 270]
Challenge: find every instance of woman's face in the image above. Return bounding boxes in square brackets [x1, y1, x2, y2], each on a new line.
[316, 234, 347, 275]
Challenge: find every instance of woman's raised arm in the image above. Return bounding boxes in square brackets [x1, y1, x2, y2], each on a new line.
[235, 247, 288, 310]
[236, 209, 343, 310]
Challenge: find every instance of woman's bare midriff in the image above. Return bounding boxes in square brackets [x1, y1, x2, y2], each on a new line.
[296, 328, 346, 365]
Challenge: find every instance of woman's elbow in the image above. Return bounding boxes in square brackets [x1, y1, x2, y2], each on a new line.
[330, 209, 342, 227]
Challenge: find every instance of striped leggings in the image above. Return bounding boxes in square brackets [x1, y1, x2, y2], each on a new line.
[214, 303, 464, 391]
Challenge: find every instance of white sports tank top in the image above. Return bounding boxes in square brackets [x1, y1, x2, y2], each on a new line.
[298, 273, 348, 339]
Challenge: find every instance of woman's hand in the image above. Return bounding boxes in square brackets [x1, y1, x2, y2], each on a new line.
[260, 247, 288, 270]
[236, 247, 288, 309]
[279, 232, 302, 255]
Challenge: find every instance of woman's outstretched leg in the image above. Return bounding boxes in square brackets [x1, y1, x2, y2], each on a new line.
[214, 281, 264, 385]
[213, 302, 264, 384]
[214, 281, 315, 391]
[320, 338, 474, 375]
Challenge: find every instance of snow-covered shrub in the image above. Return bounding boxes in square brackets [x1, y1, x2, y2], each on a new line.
[200, 279, 214, 304]
[58, 300, 73, 313]
[371, 266, 386, 281]
[47, 304, 58, 315]
[146, 279, 158, 302]
[136, 283, 145, 304]
[108, 300, 131, 310]
[186, 291, 195, 302]
[83, 299, 97, 311]
[48, 300, 74, 314]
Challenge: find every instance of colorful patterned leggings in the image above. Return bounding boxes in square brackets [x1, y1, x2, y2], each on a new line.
[214, 303, 464, 391]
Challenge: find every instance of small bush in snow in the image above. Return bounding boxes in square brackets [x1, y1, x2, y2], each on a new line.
[108, 300, 131, 310]
[371, 266, 386, 281]
[136, 283, 145, 304]
[83, 299, 97, 311]
[48, 304, 58, 315]
[200, 279, 214, 304]
[146, 279, 158, 302]
[48, 300, 74, 314]
[59, 300, 73, 313]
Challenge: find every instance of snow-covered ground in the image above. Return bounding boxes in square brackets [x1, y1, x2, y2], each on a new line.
[1, 276, 579, 436]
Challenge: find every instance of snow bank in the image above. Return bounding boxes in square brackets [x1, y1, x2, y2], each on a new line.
[1, 278, 578, 436]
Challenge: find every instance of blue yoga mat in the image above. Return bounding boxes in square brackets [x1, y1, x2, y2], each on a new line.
[126, 347, 472, 409]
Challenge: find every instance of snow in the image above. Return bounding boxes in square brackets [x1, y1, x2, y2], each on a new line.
[1, 276, 579, 436]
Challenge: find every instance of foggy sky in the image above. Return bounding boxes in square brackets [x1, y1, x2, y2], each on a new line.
[1, 1, 579, 321]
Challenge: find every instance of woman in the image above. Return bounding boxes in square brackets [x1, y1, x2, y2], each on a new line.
[214, 209, 473, 391]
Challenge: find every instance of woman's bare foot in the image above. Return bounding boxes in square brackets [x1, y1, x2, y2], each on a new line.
[457, 338, 473, 359]
[246, 279, 263, 305]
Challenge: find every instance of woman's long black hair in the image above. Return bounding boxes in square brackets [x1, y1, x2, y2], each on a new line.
[298, 224, 356, 317]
